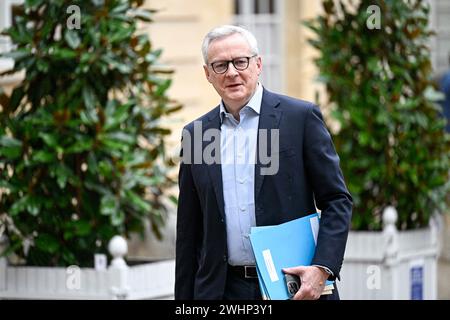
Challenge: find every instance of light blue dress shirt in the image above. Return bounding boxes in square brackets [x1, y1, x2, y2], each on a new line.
[219, 83, 263, 266]
[218, 84, 334, 277]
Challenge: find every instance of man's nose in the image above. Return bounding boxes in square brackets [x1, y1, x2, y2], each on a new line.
[225, 62, 239, 76]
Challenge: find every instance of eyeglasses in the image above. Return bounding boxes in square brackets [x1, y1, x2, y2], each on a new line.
[209, 54, 257, 74]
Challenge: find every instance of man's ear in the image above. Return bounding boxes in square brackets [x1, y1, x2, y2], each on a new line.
[203, 65, 212, 83]
[256, 56, 263, 76]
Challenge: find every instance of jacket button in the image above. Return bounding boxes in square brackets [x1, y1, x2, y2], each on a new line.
[223, 255, 227, 262]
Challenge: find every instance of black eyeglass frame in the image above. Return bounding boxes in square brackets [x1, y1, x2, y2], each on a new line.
[209, 54, 258, 74]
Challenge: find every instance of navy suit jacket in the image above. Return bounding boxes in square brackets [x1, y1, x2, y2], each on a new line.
[175, 88, 352, 300]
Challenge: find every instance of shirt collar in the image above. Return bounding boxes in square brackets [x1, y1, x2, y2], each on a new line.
[220, 82, 263, 123]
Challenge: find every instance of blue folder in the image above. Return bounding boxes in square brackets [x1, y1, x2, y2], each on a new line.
[250, 212, 333, 300]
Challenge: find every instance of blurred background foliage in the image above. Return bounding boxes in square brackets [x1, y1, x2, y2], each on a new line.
[0, 0, 181, 266]
[307, 0, 450, 230]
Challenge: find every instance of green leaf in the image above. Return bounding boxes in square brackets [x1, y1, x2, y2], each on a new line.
[0, 180, 14, 192]
[0, 136, 22, 159]
[148, 127, 171, 135]
[63, 229, 74, 241]
[10, 195, 30, 216]
[82, 86, 97, 110]
[26, 0, 45, 9]
[0, 147, 21, 159]
[36, 59, 49, 73]
[100, 137, 129, 153]
[0, 136, 22, 148]
[169, 195, 178, 205]
[80, 109, 98, 124]
[84, 181, 109, 195]
[39, 132, 58, 148]
[424, 86, 445, 102]
[111, 210, 125, 226]
[101, 55, 132, 73]
[166, 104, 183, 114]
[87, 152, 98, 174]
[35, 233, 60, 254]
[109, 27, 133, 43]
[97, 160, 113, 178]
[155, 79, 172, 97]
[52, 47, 77, 59]
[65, 30, 81, 49]
[32, 150, 54, 163]
[26, 196, 41, 216]
[55, 164, 71, 189]
[106, 132, 135, 144]
[128, 9, 154, 22]
[73, 220, 92, 236]
[111, 2, 129, 14]
[91, 0, 105, 6]
[104, 101, 132, 130]
[100, 194, 118, 216]
[66, 138, 94, 154]
[2, 49, 31, 61]
[357, 132, 371, 146]
[61, 250, 77, 265]
[145, 50, 162, 64]
[125, 190, 151, 212]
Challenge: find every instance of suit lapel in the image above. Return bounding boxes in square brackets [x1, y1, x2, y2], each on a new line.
[254, 89, 282, 203]
[204, 109, 226, 220]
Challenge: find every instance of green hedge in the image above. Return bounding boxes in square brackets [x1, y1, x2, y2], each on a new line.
[0, 0, 181, 266]
[306, 0, 450, 230]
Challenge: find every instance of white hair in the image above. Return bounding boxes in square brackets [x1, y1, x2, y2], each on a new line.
[201, 25, 259, 64]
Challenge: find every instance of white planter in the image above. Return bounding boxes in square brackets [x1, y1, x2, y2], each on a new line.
[339, 207, 440, 300]
[0, 236, 175, 300]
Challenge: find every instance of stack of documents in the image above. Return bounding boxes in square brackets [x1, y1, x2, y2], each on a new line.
[250, 213, 334, 300]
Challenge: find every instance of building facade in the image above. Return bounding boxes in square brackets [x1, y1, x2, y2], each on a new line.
[145, 0, 322, 143]
[1, 1, 449, 298]
[2, 0, 449, 135]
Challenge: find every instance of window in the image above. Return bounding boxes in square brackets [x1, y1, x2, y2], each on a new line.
[233, 0, 283, 93]
[235, 0, 276, 15]
[253, 0, 275, 14]
[429, 0, 450, 75]
[0, 0, 24, 73]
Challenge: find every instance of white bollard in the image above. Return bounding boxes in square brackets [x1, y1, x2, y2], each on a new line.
[383, 205, 399, 262]
[108, 235, 128, 269]
[108, 235, 130, 299]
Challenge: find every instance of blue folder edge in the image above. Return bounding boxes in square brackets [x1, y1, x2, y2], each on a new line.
[250, 213, 334, 300]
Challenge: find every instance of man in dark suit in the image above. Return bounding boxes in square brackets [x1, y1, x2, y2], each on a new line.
[175, 25, 352, 300]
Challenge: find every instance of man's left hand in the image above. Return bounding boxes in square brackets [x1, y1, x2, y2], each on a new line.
[282, 265, 328, 300]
